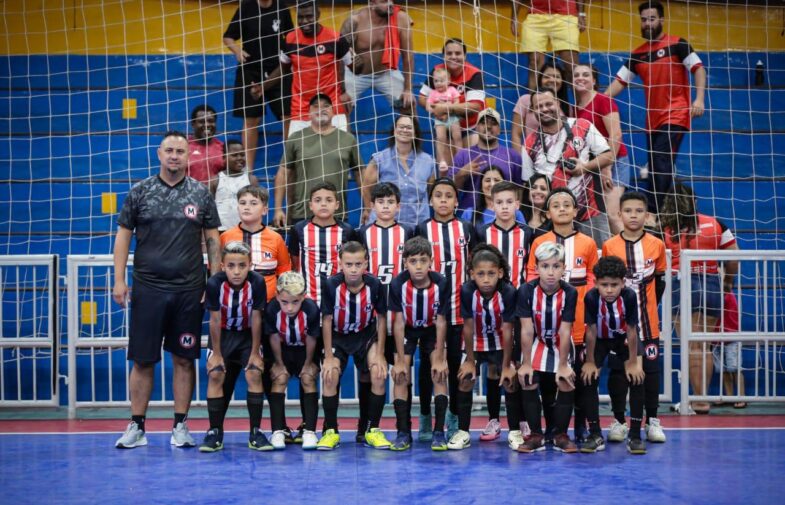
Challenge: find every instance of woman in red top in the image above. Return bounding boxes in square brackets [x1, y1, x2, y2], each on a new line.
[573, 64, 630, 235]
[661, 183, 739, 414]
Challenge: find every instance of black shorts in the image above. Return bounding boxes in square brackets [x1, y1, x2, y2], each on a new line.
[232, 64, 291, 120]
[207, 329, 255, 367]
[128, 282, 203, 363]
[281, 345, 319, 378]
[524, 370, 556, 388]
[608, 337, 660, 373]
[332, 329, 378, 375]
[467, 350, 504, 371]
[573, 344, 586, 374]
[404, 327, 437, 356]
[594, 338, 644, 371]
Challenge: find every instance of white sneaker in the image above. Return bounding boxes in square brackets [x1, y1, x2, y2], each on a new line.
[170, 421, 196, 447]
[479, 418, 501, 441]
[116, 421, 147, 449]
[447, 429, 471, 450]
[270, 430, 287, 450]
[507, 430, 524, 451]
[645, 418, 666, 443]
[607, 420, 628, 443]
[301, 430, 318, 450]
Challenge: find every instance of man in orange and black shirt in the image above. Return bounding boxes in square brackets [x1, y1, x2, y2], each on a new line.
[606, 1, 706, 214]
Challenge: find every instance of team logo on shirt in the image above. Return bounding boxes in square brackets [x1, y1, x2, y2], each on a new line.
[364, 303, 373, 312]
[458, 237, 467, 246]
[516, 248, 525, 257]
[571, 137, 585, 151]
[183, 204, 198, 220]
[397, 244, 405, 253]
[433, 302, 440, 310]
[645, 343, 659, 360]
[456, 84, 465, 94]
[179, 333, 196, 349]
[576, 258, 583, 266]
[646, 258, 654, 266]
[263, 252, 273, 259]
[657, 48, 666, 58]
[316, 44, 326, 54]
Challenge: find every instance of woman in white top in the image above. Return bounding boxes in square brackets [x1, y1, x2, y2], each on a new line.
[210, 140, 259, 231]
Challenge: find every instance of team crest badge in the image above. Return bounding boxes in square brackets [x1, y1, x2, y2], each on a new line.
[183, 204, 198, 220]
[645, 343, 659, 360]
[576, 258, 583, 266]
[179, 333, 196, 349]
[571, 137, 585, 151]
[316, 44, 326, 55]
[657, 48, 666, 58]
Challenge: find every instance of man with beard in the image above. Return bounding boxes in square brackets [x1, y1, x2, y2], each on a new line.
[187, 105, 225, 185]
[606, 0, 706, 215]
[273, 94, 362, 227]
[340, 0, 415, 113]
[259, 1, 353, 137]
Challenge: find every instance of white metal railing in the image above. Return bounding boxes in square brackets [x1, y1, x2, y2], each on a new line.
[678, 249, 785, 414]
[0, 255, 59, 407]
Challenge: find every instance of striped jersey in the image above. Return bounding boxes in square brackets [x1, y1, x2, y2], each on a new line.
[221, 224, 292, 301]
[527, 230, 598, 345]
[264, 297, 321, 347]
[321, 273, 386, 335]
[584, 287, 639, 340]
[288, 218, 358, 305]
[417, 218, 476, 326]
[460, 280, 517, 352]
[388, 271, 448, 333]
[359, 221, 414, 285]
[602, 232, 667, 340]
[477, 222, 533, 288]
[205, 271, 267, 331]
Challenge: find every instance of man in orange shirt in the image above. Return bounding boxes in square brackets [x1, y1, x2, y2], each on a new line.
[526, 187, 597, 442]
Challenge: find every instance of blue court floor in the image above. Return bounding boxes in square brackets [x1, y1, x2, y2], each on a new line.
[1, 429, 779, 505]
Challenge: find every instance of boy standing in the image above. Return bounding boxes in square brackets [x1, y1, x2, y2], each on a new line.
[602, 191, 667, 442]
[211, 140, 259, 232]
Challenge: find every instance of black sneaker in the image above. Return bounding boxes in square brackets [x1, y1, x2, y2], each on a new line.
[627, 437, 647, 455]
[248, 428, 274, 451]
[580, 433, 606, 453]
[199, 428, 224, 453]
[292, 423, 305, 444]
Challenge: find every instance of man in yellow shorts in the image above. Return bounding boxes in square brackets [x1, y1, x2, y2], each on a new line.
[511, 0, 586, 90]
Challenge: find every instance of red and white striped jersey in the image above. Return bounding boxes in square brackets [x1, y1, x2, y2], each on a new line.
[264, 297, 321, 346]
[517, 280, 578, 372]
[460, 280, 517, 352]
[478, 222, 533, 288]
[388, 271, 448, 331]
[417, 218, 476, 326]
[321, 273, 386, 335]
[359, 222, 414, 285]
[288, 218, 358, 305]
[584, 287, 639, 339]
[205, 271, 267, 331]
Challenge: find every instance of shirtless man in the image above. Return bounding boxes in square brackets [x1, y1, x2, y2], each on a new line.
[341, 0, 415, 112]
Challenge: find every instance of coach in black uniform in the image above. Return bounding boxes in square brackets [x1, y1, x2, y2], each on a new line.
[223, 0, 294, 170]
[113, 131, 222, 449]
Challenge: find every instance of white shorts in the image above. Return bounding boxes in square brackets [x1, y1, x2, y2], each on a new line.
[288, 114, 349, 137]
[712, 341, 742, 372]
[344, 68, 405, 105]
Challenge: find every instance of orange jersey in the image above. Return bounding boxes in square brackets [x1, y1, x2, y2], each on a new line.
[603, 232, 667, 340]
[527, 230, 598, 344]
[220, 225, 292, 301]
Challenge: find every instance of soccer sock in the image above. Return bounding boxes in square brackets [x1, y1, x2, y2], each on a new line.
[573, 377, 586, 435]
[419, 357, 433, 416]
[504, 389, 523, 430]
[434, 394, 448, 432]
[206, 398, 224, 430]
[267, 392, 285, 432]
[554, 390, 575, 436]
[583, 378, 601, 435]
[393, 399, 410, 434]
[302, 392, 319, 432]
[486, 374, 501, 421]
[608, 369, 629, 424]
[173, 412, 187, 429]
[539, 376, 557, 435]
[131, 415, 145, 432]
[406, 383, 413, 429]
[368, 392, 386, 429]
[299, 383, 306, 421]
[247, 391, 264, 432]
[644, 371, 660, 423]
[629, 382, 645, 440]
[521, 389, 543, 435]
[358, 381, 371, 433]
[323, 394, 339, 431]
[457, 389, 473, 432]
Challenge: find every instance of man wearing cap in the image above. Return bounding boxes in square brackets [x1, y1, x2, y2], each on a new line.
[449, 108, 523, 212]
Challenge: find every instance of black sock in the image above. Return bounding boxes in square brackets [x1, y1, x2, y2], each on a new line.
[302, 393, 319, 432]
[629, 382, 645, 440]
[131, 415, 145, 432]
[358, 381, 371, 433]
[405, 383, 413, 429]
[206, 398, 224, 430]
[434, 394, 448, 432]
[393, 399, 410, 434]
[521, 389, 543, 435]
[573, 377, 586, 434]
[173, 412, 187, 429]
[583, 379, 601, 435]
[368, 392, 386, 429]
[486, 374, 501, 420]
[608, 368, 629, 423]
[644, 371, 660, 423]
[247, 391, 264, 432]
[323, 394, 339, 431]
[540, 377, 557, 435]
[299, 383, 306, 421]
[554, 390, 575, 436]
[267, 392, 286, 431]
[419, 356, 433, 416]
[447, 330, 461, 415]
[457, 389, 473, 431]
[504, 389, 523, 430]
